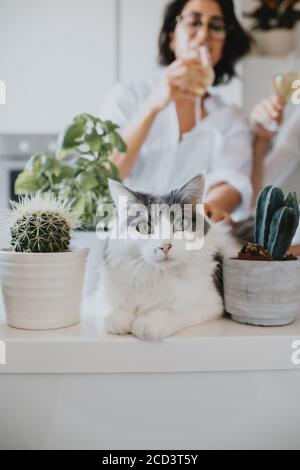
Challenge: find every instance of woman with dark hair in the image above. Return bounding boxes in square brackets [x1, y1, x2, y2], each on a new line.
[101, 0, 254, 222]
[158, 0, 251, 85]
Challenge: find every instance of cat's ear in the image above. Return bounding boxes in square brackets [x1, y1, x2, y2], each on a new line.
[108, 179, 140, 209]
[179, 174, 206, 204]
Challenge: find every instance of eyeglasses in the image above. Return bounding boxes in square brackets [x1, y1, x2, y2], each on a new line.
[176, 13, 227, 41]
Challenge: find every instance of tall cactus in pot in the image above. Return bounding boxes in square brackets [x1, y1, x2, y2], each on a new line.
[242, 186, 299, 261]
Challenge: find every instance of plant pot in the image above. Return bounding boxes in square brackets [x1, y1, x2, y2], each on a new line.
[254, 29, 295, 56]
[0, 248, 89, 330]
[224, 258, 300, 326]
[73, 231, 108, 295]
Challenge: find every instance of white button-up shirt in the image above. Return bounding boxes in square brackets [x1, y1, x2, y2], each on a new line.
[100, 71, 253, 222]
[264, 107, 300, 245]
[265, 106, 300, 187]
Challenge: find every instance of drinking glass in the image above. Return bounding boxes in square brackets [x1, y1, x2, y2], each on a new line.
[194, 45, 215, 124]
[263, 71, 300, 132]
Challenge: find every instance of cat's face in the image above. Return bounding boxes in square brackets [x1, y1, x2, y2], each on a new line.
[108, 174, 209, 270]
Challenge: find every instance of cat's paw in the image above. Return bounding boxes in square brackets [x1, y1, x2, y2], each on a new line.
[105, 309, 136, 335]
[132, 312, 173, 341]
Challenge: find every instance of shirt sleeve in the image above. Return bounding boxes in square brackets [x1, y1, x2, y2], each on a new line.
[264, 107, 300, 187]
[205, 115, 253, 222]
[99, 83, 137, 130]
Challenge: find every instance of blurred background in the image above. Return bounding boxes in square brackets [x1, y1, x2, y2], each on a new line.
[2, 0, 300, 133]
[0, 0, 300, 204]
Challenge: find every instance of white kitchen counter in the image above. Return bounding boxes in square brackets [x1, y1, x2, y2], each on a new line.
[1, 292, 300, 449]
[1, 292, 300, 374]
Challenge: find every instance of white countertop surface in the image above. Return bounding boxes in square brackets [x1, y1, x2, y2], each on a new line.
[0, 291, 300, 374]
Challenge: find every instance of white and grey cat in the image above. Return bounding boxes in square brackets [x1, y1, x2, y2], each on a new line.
[103, 174, 240, 340]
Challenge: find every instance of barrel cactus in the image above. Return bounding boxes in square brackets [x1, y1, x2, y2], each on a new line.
[7, 193, 77, 253]
[251, 186, 299, 260]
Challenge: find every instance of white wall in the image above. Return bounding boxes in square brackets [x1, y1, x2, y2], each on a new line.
[0, 0, 249, 134]
[0, 0, 299, 134]
[119, 0, 169, 81]
[233, 0, 253, 30]
[0, 0, 117, 133]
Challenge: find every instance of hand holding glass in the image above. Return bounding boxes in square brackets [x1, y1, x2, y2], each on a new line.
[273, 72, 300, 101]
[263, 71, 300, 132]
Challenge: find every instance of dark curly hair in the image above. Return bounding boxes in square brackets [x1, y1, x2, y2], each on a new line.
[158, 0, 253, 86]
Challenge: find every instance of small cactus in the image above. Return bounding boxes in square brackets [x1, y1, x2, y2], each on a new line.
[252, 185, 300, 260]
[254, 186, 285, 247]
[284, 191, 300, 229]
[8, 194, 77, 253]
[268, 206, 298, 260]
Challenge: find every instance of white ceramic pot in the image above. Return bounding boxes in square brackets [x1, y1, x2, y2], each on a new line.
[0, 248, 89, 330]
[73, 231, 108, 295]
[254, 29, 295, 56]
[224, 258, 300, 326]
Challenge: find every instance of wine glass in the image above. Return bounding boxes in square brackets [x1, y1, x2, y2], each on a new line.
[263, 71, 300, 132]
[194, 45, 215, 124]
[273, 72, 300, 101]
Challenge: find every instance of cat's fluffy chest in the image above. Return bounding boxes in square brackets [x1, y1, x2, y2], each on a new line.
[135, 263, 219, 314]
[104, 246, 220, 315]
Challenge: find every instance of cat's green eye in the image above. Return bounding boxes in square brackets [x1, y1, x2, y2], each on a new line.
[173, 217, 190, 232]
[136, 220, 153, 235]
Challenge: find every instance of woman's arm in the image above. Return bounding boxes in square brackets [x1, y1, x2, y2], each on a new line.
[250, 95, 287, 206]
[111, 102, 160, 179]
[109, 58, 212, 179]
[251, 137, 271, 207]
[205, 183, 241, 223]
[288, 245, 300, 257]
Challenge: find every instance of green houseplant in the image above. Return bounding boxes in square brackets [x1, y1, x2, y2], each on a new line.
[15, 113, 126, 230]
[243, 0, 300, 55]
[15, 113, 126, 294]
[244, 0, 300, 30]
[0, 193, 89, 330]
[224, 185, 300, 326]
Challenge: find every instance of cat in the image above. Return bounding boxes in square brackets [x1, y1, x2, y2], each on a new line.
[102, 174, 240, 341]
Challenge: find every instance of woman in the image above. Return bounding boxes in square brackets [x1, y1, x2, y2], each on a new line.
[100, 0, 253, 222]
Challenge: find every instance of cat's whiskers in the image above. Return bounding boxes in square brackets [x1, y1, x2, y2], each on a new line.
[114, 254, 151, 288]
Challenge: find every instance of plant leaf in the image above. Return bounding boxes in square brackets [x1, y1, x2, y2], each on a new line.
[15, 171, 47, 194]
[56, 123, 85, 159]
[75, 172, 99, 191]
[109, 131, 127, 153]
[71, 197, 86, 219]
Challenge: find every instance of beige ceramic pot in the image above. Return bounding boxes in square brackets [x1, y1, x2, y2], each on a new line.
[0, 248, 88, 330]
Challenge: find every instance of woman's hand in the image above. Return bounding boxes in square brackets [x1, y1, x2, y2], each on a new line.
[250, 95, 287, 141]
[146, 57, 208, 112]
[205, 202, 234, 225]
[288, 245, 300, 257]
